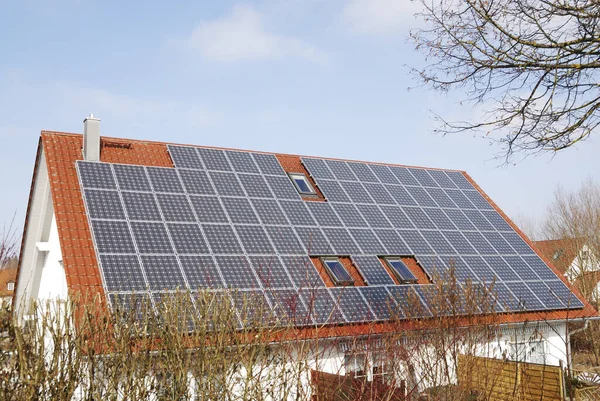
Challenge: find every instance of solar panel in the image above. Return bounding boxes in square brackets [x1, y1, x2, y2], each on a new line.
[78, 162, 117, 190]
[325, 160, 358, 181]
[401, 207, 436, 229]
[189, 196, 229, 223]
[237, 173, 273, 198]
[230, 290, 273, 326]
[279, 200, 317, 226]
[387, 286, 428, 319]
[349, 228, 387, 254]
[425, 187, 457, 208]
[265, 175, 301, 199]
[463, 190, 494, 210]
[462, 256, 494, 282]
[99, 254, 147, 291]
[527, 282, 564, 310]
[340, 181, 374, 204]
[249, 256, 294, 288]
[251, 198, 289, 225]
[347, 162, 378, 182]
[140, 255, 186, 290]
[380, 206, 415, 229]
[130, 222, 174, 254]
[332, 203, 368, 228]
[493, 282, 520, 311]
[91, 220, 136, 253]
[221, 197, 259, 224]
[281, 256, 324, 288]
[373, 229, 412, 255]
[202, 224, 243, 254]
[301, 158, 335, 180]
[156, 194, 196, 222]
[167, 223, 210, 254]
[388, 166, 419, 186]
[113, 164, 152, 191]
[424, 208, 456, 230]
[462, 209, 495, 231]
[409, 169, 438, 188]
[109, 292, 153, 322]
[330, 287, 374, 323]
[409, 186, 437, 207]
[179, 255, 224, 288]
[351, 256, 395, 285]
[521, 255, 559, 280]
[462, 231, 496, 254]
[427, 170, 458, 189]
[252, 153, 286, 176]
[445, 171, 475, 190]
[443, 209, 477, 230]
[356, 204, 391, 228]
[196, 148, 232, 171]
[441, 231, 476, 254]
[322, 227, 361, 255]
[215, 255, 260, 289]
[546, 280, 584, 308]
[300, 288, 346, 324]
[503, 256, 541, 281]
[317, 180, 351, 202]
[265, 289, 311, 325]
[444, 189, 476, 209]
[385, 185, 417, 206]
[293, 227, 334, 255]
[358, 286, 395, 320]
[209, 171, 246, 197]
[84, 189, 126, 220]
[484, 231, 515, 254]
[265, 226, 305, 254]
[234, 225, 275, 254]
[482, 256, 520, 281]
[178, 169, 215, 195]
[480, 210, 513, 231]
[121, 192, 161, 221]
[436, 256, 475, 282]
[398, 230, 433, 255]
[147, 167, 184, 193]
[505, 282, 545, 311]
[307, 202, 343, 227]
[421, 231, 456, 255]
[369, 164, 399, 184]
[225, 151, 260, 174]
[500, 232, 535, 254]
[168, 145, 204, 169]
[362, 182, 395, 204]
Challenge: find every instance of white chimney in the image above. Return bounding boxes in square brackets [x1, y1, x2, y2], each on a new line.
[83, 114, 101, 161]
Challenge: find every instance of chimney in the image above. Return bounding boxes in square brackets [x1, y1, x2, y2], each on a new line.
[83, 114, 101, 161]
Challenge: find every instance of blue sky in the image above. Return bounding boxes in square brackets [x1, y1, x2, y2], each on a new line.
[1, 0, 599, 237]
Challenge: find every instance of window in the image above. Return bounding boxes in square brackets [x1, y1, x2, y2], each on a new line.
[552, 249, 563, 260]
[7, 282, 14, 291]
[384, 258, 418, 283]
[288, 173, 316, 195]
[508, 340, 546, 364]
[321, 257, 354, 286]
[345, 353, 366, 377]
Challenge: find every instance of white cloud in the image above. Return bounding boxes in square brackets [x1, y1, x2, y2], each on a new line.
[182, 4, 327, 64]
[341, 0, 423, 34]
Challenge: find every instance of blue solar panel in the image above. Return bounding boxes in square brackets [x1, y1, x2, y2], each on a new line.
[168, 145, 204, 169]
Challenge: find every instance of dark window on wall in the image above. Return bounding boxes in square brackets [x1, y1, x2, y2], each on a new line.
[288, 173, 316, 195]
[321, 257, 354, 286]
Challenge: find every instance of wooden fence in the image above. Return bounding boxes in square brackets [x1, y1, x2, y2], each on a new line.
[458, 355, 565, 401]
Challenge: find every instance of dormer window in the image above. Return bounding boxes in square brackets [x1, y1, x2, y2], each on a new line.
[321, 257, 354, 286]
[7, 282, 14, 291]
[552, 250, 564, 260]
[288, 173, 316, 195]
[384, 258, 418, 284]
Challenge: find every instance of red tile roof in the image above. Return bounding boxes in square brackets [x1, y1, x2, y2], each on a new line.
[533, 238, 580, 274]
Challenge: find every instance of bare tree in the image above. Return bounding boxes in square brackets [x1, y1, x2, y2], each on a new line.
[411, 0, 600, 160]
[0, 215, 19, 269]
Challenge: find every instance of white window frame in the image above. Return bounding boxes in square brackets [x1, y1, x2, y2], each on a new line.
[344, 353, 367, 378]
[508, 340, 546, 364]
[321, 257, 355, 286]
[7, 282, 14, 291]
[287, 172, 317, 195]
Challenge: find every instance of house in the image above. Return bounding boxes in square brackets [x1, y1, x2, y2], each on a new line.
[12, 115, 599, 397]
[0, 259, 17, 305]
[534, 238, 600, 304]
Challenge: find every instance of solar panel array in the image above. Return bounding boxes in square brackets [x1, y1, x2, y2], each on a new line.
[76, 145, 584, 328]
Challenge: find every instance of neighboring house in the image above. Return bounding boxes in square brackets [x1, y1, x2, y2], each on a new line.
[12, 116, 598, 397]
[534, 238, 600, 304]
[0, 260, 17, 305]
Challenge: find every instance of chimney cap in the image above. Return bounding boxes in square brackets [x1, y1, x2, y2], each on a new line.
[84, 113, 100, 122]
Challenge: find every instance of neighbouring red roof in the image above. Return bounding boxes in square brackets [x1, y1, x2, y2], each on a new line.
[0, 266, 17, 298]
[15, 131, 599, 339]
[533, 238, 581, 274]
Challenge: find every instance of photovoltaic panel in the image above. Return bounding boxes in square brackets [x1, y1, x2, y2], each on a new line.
[221, 197, 259, 224]
[445, 171, 475, 190]
[325, 159, 358, 181]
[234, 225, 275, 254]
[527, 281, 564, 310]
[418, 256, 447, 279]
[373, 229, 412, 255]
[140, 255, 186, 290]
[462, 231, 497, 254]
[369, 164, 399, 184]
[356, 204, 391, 228]
[351, 256, 395, 285]
[385, 185, 417, 206]
[521, 255, 559, 281]
[349, 228, 387, 254]
[462, 256, 494, 282]
[99, 254, 147, 291]
[167, 223, 210, 254]
[113, 164, 152, 191]
[414, 285, 451, 316]
[330, 287, 375, 323]
[409, 186, 437, 207]
[78, 161, 117, 190]
[264, 226, 305, 254]
[168, 146, 204, 169]
[252, 153, 286, 176]
[178, 169, 215, 195]
[389, 166, 419, 186]
[441, 231, 476, 254]
[340, 181, 374, 204]
[482, 256, 520, 281]
[91, 220, 136, 253]
[225, 151, 260, 174]
[280, 256, 324, 288]
[147, 167, 184, 193]
[387, 286, 428, 319]
[237, 173, 273, 198]
[427, 170, 458, 189]
[424, 208, 456, 230]
[421, 231, 456, 255]
[84, 189, 126, 220]
[358, 286, 395, 320]
[130, 222, 174, 254]
[109, 292, 153, 322]
[202, 224, 243, 254]
[332, 203, 368, 228]
[264, 175, 301, 200]
[251, 198, 289, 225]
[362, 182, 395, 204]
[300, 288, 346, 324]
[249, 256, 294, 288]
[444, 189, 476, 209]
[347, 162, 378, 182]
[301, 158, 335, 179]
[425, 187, 457, 208]
[189, 196, 229, 223]
[316, 180, 351, 202]
[505, 282, 545, 311]
[215, 255, 260, 289]
[401, 207, 436, 229]
[293, 227, 334, 255]
[279, 201, 317, 226]
[196, 148, 232, 171]
[500, 232, 535, 254]
[462, 209, 495, 231]
[121, 192, 161, 221]
[463, 190, 494, 210]
[546, 280, 584, 308]
[307, 202, 343, 227]
[480, 210, 513, 231]
[231, 290, 274, 326]
[322, 227, 361, 255]
[380, 206, 414, 229]
[484, 231, 516, 254]
[492, 282, 520, 311]
[438, 256, 476, 282]
[503, 256, 540, 281]
[179, 255, 224, 288]
[398, 230, 433, 254]
[156, 194, 196, 222]
[443, 209, 477, 230]
[209, 171, 246, 197]
[409, 169, 438, 187]
[266, 289, 311, 325]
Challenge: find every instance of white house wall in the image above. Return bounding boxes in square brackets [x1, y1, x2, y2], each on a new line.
[36, 215, 67, 301]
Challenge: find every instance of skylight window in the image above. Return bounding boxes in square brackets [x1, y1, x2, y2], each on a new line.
[384, 258, 418, 284]
[288, 173, 316, 195]
[321, 257, 354, 286]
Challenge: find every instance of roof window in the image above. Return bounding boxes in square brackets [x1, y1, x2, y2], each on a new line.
[321, 257, 354, 286]
[288, 173, 316, 195]
[7, 282, 14, 291]
[384, 258, 418, 284]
